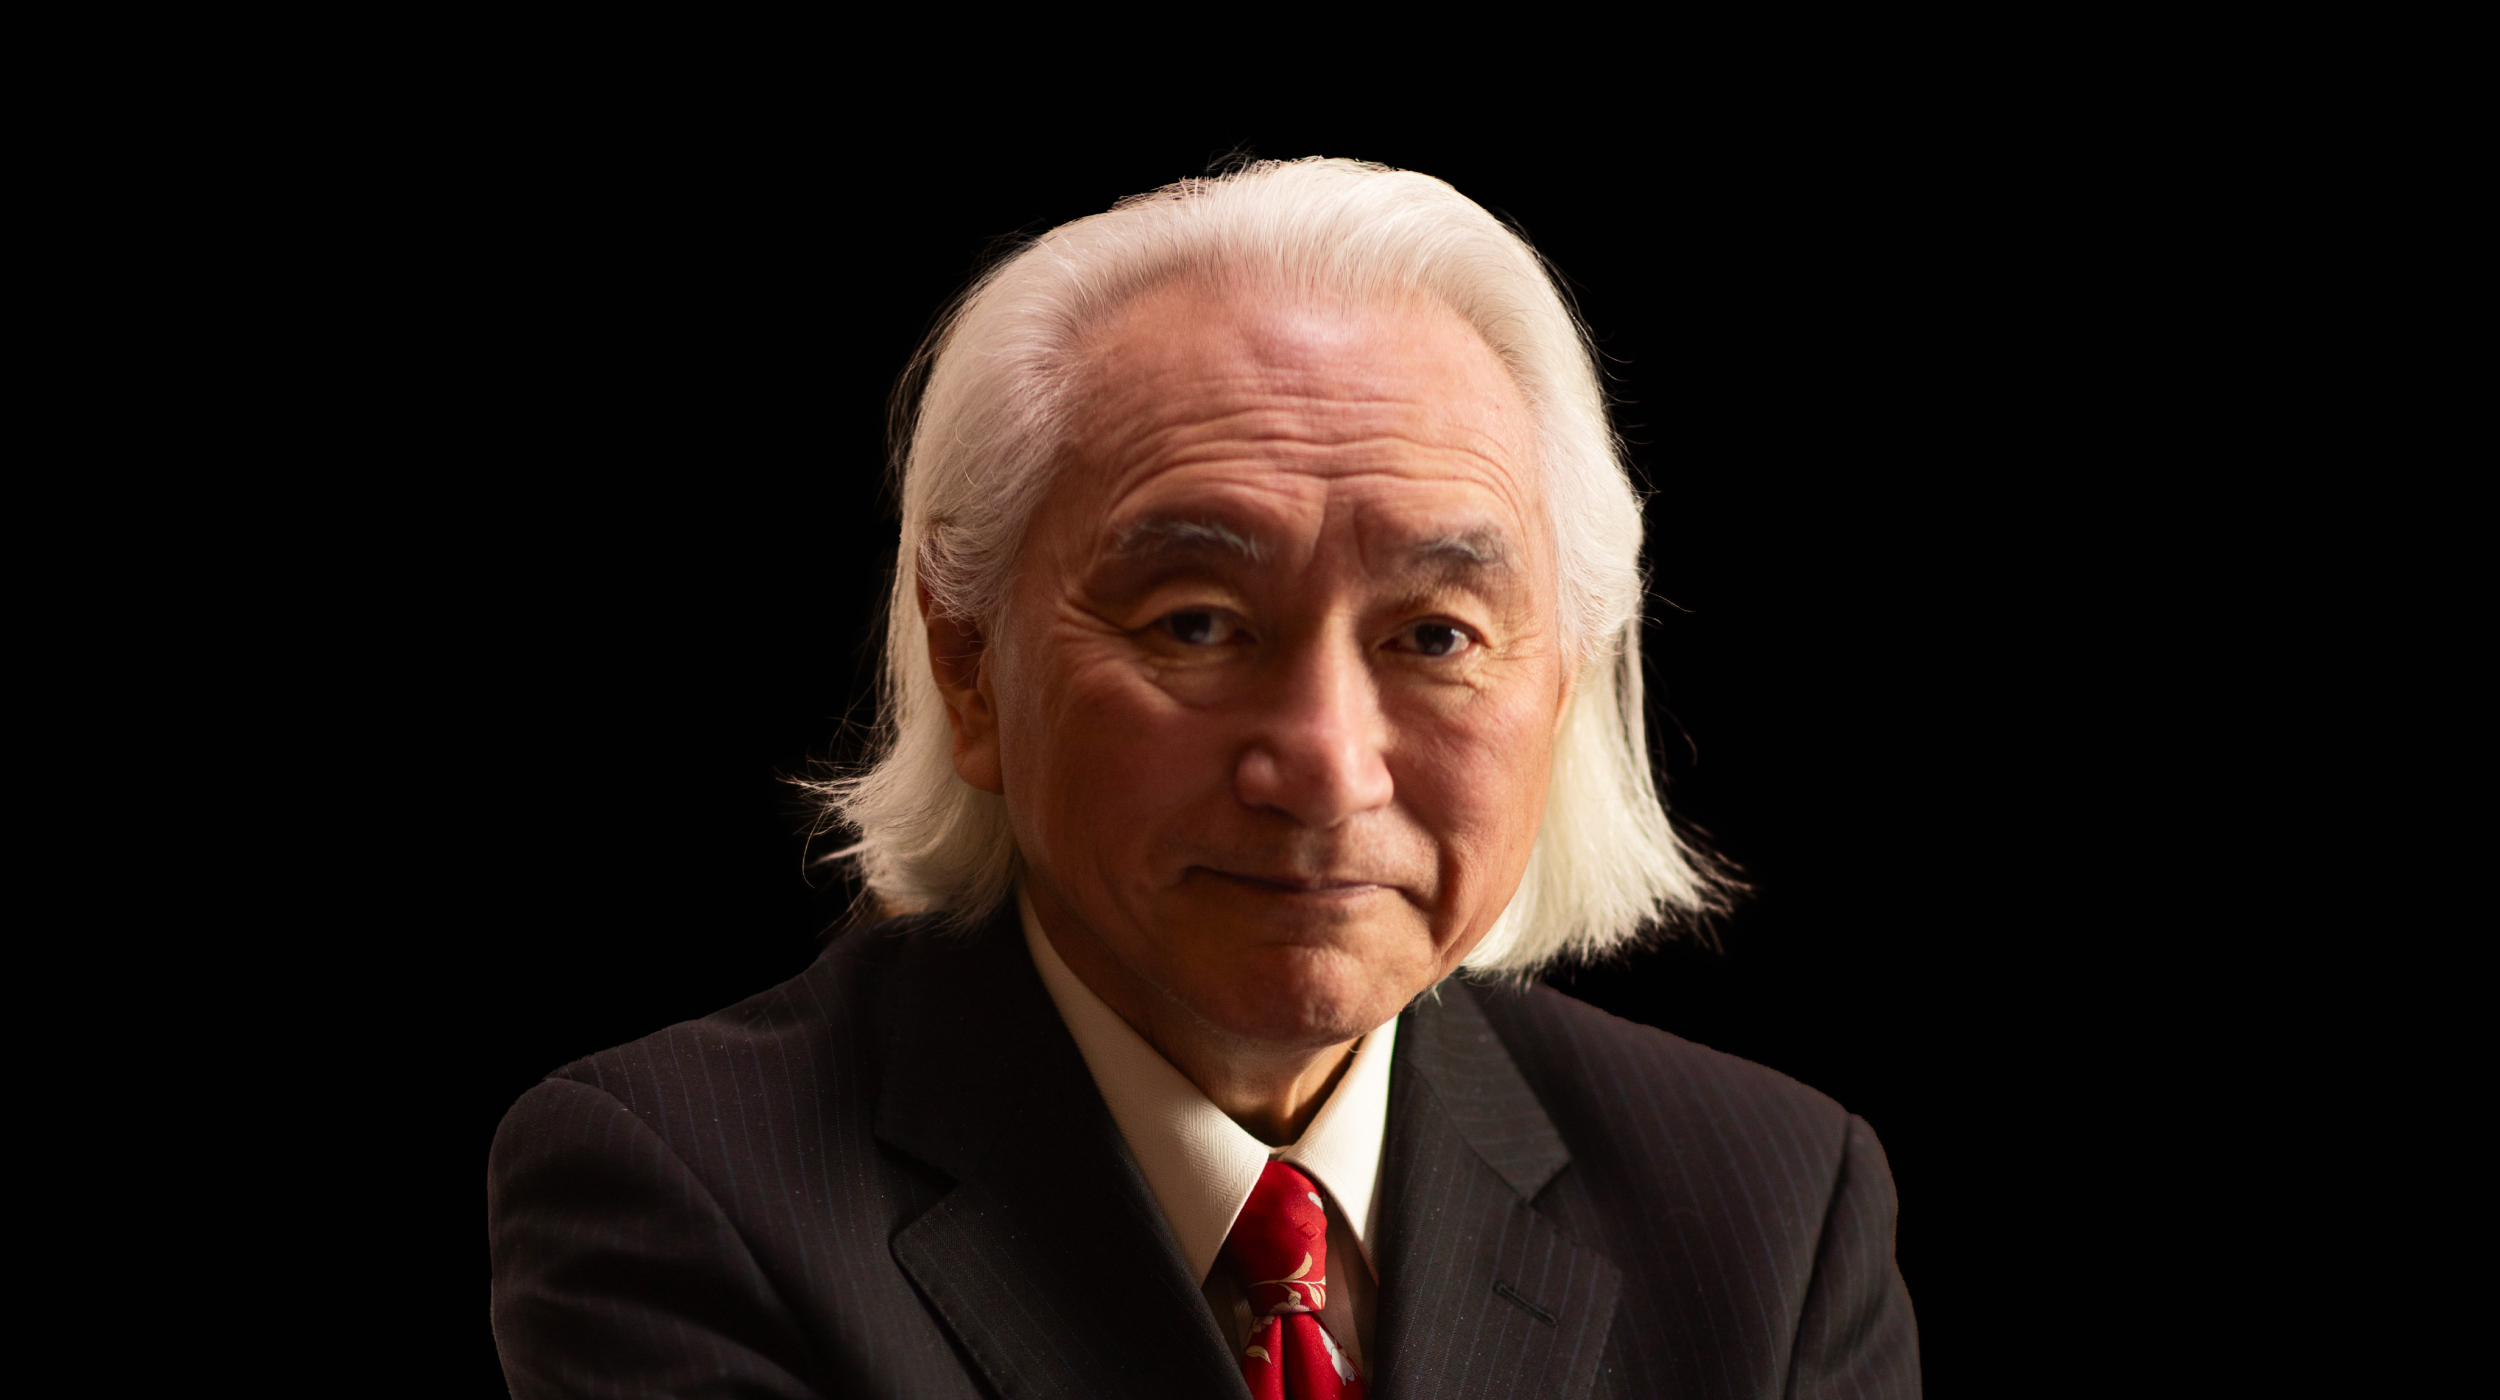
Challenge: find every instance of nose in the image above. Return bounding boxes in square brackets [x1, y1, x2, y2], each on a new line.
[1233, 635, 1396, 829]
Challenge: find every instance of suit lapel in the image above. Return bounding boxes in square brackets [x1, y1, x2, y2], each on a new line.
[1371, 981, 1622, 1400]
[874, 905, 1249, 1400]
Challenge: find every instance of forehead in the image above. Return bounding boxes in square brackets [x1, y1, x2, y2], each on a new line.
[1050, 281, 1546, 552]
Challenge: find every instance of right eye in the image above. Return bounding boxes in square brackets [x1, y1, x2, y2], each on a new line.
[1159, 609, 1239, 646]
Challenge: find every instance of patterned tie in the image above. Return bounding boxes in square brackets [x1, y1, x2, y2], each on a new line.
[1220, 1160, 1368, 1400]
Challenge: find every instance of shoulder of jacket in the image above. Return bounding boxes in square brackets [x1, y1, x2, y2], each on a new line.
[1462, 977, 1852, 1128]
[536, 911, 952, 1095]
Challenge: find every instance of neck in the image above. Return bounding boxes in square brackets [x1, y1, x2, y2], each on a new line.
[1033, 898, 1360, 1147]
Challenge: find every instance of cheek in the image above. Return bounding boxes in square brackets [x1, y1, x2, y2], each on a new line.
[1389, 685, 1559, 882]
[1001, 632, 1231, 838]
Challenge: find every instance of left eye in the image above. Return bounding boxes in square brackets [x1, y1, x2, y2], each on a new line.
[1159, 609, 1238, 646]
[1394, 622, 1471, 657]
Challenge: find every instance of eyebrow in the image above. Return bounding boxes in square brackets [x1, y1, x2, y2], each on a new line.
[1112, 516, 1270, 565]
[1410, 529, 1510, 571]
[1106, 516, 1516, 587]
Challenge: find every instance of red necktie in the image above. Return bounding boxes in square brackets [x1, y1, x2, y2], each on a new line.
[1220, 1160, 1368, 1400]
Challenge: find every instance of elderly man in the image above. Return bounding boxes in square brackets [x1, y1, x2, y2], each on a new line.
[490, 159, 1919, 1399]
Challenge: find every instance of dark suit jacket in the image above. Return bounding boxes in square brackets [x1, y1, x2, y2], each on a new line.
[490, 904, 1919, 1398]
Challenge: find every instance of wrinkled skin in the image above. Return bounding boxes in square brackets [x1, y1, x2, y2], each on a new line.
[925, 280, 1572, 1143]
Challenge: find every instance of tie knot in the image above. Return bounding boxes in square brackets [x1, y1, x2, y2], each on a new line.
[1221, 1160, 1333, 1317]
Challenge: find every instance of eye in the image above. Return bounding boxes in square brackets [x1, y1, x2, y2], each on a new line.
[1390, 620, 1473, 658]
[1159, 609, 1239, 646]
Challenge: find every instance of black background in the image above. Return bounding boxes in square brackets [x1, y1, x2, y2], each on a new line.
[447, 114, 2155, 1392]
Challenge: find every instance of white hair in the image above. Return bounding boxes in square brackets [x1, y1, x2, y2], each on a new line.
[805, 157, 1730, 973]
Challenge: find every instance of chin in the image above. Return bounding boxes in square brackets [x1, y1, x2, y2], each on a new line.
[1185, 940, 1418, 1048]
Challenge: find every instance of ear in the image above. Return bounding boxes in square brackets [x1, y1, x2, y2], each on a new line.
[920, 579, 1006, 794]
[1553, 652, 1582, 742]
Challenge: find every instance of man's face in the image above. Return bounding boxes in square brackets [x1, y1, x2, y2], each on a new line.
[957, 281, 1569, 1052]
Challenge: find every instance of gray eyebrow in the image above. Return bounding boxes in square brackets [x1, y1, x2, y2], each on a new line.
[1108, 519, 1513, 581]
[1113, 517, 1270, 565]
[1410, 529, 1510, 570]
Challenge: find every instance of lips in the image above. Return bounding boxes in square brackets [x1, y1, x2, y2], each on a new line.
[1193, 868, 1397, 896]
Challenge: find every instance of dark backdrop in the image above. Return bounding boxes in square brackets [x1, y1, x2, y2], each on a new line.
[450, 122, 2136, 1392]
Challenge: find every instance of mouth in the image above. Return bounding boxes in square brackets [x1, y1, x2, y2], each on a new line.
[1192, 868, 1396, 898]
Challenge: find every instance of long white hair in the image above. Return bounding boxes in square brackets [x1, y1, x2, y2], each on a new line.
[804, 157, 1731, 973]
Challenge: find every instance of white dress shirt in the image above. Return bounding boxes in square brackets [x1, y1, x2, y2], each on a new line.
[1019, 890, 1395, 1376]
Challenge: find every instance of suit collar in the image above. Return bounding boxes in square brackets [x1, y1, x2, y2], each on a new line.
[865, 914, 1621, 1400]
[870, 903, 1249, 1400]
[1397, 979, 1574, 1200]
[1370, 978, 1622, 1400]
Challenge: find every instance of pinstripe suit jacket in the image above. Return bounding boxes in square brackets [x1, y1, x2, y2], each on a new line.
[489, 905, 1919, 1398]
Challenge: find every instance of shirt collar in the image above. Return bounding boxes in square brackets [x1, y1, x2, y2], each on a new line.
[1019, 889, 1398, 1285]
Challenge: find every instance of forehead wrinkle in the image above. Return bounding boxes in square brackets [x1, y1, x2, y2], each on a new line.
[1074, 327, 1535, 466]
[1082, 396, 1526, 482]
[1058, 285, 1550, 582]
[1082, 422, 1539, 530]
